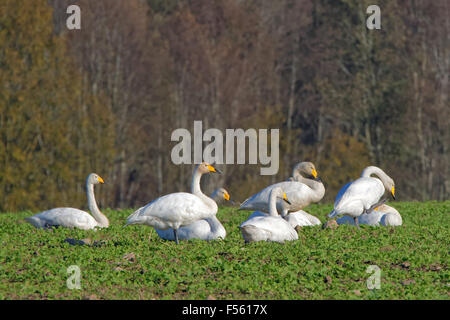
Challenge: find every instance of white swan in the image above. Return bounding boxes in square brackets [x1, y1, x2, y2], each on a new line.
[125, 162, 220, 244]
[336, 204, 402, 227]
[240, 187, 298, 243]
[328, 166, 396, 228]
[240, 162, 325, 217]
[154, 188, 230, 241]
[25, 173, 108, 230]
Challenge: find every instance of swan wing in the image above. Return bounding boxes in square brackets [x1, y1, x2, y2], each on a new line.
[331, 177, 384, 217]
[26, 208, 97, 230]
[286, 210, 321, 227]
[240, 181, 315, 213]
[240, 215, 298, 242]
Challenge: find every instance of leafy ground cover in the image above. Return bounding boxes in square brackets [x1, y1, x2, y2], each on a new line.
[0, 201, 448, 299]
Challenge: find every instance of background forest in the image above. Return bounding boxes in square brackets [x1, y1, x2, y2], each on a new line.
[0, 0, 448, 212]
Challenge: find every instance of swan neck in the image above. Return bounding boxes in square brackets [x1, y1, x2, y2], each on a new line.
[191, 167, 203, 196]
[268, 192, 280, 217]
[190, 167, 217, 212]
[296, 175, 325, 201]
[87, 182, 109, 227]
[361, 166, 391, 189]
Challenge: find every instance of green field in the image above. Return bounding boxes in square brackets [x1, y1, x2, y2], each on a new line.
[0, 201, 448, 300]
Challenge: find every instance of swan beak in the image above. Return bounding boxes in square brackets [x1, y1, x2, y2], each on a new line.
[283, 192, 291, 205]
[391, 187, 395, 200]
[224, 192, 230, 201]
[98, 176, 105, 184]
[311, 169, 318, 179]
[207, 164, 222, 174]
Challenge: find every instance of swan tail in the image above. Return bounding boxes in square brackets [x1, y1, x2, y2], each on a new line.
[239, 196, 254, 210]
[25, 216, 46, 228]
[124, 216, 143, 227]
[124, 206, 146, 227]
[328, 209, 338, 218]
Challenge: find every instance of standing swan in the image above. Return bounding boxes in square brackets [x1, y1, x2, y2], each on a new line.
[240, 187, 298, 243]
[125, 162, 221, 244]
[154, 188, 230, 241]
[329, 166, 395, 228]
[240, 162, 325, 217]
[25, 173, 108, 230]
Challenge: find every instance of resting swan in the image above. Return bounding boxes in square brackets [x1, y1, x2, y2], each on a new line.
[154, 188, 230, 241]
[337, 204, 402, 227]
[328, 166, 396, 228]
[125, 162, 220, 244]
[240, 187, 298, 243]
[25, 173, 108, 230]
[240, 162, 325, 217]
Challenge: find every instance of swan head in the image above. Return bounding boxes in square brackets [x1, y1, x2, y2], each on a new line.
[211, 188, 230, 202]
[384, 178, 395, 200]
[87, 173, 105, 185]
[271, 187, 291, 205]
[197, 162, 222, 174]
[292, 162, 319, 181]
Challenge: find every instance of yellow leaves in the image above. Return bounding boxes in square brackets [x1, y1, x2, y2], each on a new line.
[0, 0, 116, 212]
[11, 147, 27, 162]
[316, 129, 371, 202]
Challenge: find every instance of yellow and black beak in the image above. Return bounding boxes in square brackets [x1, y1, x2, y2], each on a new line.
[207, 164, 222, 174]
[391, 187, 395, 200]
[311, 169, 318, 179]
[98, 176, 105, 184]
[282, 192, 291, 205]
[224, 192, 230, 201]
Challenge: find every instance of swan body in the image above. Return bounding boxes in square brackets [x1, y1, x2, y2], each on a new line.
[328, 166, 395, 227]
[240, 187, 298, 243]
[154, 188, 230, 241]
[25, 173, 107, 230]
[240, 162, 324, 216]
[125, 162, 220, 244]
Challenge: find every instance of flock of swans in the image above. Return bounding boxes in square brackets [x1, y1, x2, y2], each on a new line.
[25, 161, 402, 244]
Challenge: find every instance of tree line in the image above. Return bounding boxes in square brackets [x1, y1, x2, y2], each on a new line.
[0, 0, 448, 212]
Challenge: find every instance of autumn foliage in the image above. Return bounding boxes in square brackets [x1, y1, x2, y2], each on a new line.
[0, 0, 448, 211]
